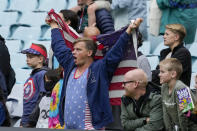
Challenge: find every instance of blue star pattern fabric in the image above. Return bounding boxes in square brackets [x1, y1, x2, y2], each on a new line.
[64, 68, 89, 129]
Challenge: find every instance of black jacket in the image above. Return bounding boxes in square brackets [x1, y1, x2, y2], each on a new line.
[0, 35, 16, 98]
[152, 43, 192, 86]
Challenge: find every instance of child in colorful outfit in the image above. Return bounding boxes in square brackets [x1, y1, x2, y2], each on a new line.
[35, 69, 60, 128]
[159, 58, 197, 130]
[20, 43, 48, 127]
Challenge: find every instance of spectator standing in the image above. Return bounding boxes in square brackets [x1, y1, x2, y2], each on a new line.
[121, 69, 163, 131]
[152, 24, 191, 86]
[20, 43, 48, 127]
[48, 17, 142, 129]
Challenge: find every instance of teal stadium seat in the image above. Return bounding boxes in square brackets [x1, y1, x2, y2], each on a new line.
[0, 25, 10, 38]
[0, 11, 20, 26]
[152, 42, 168, 56]
[192, 60, 197, 73]
[189, 42, 197, 57]
[19, 11, 47, 26]
[138, 41, 151, 56]
[0, 0, 8, 11]
[147, 56, 159, 70]
[5, 39, 22, 54]
[9, 25, 41, 42]
[6, 0, 38, 12]
[190, 72, 197, 89]
[37, 0, 67, 12]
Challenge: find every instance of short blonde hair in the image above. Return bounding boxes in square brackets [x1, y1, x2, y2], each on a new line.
[159, 58, 183, 79]
[165, 24, 186, 42]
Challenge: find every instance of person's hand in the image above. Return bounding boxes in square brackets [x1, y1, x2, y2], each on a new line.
[179, 104, 184, 111]
[45, 17, 59, 29]
[126, 18, 143, 35]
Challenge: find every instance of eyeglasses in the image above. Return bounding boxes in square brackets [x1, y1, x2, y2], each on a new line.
[122, 80, 136, 86]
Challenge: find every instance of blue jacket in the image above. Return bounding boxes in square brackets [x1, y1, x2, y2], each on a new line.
[51, 28, 130, 129]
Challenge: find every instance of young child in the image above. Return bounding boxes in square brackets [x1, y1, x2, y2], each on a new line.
[48, 66, 64, 129]
[35, 69, 61, 128]
[87, 0, 111, 27]
[159, 58, 197, 130]
[20, 43, 48, 127]
[71, 0, 111, 32]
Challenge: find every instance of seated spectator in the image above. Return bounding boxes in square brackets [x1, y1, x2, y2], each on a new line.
[159, 58, 197, 130]
[152, 24, 191, 86]
[20, 43, 48, 127]
[0, 87, 10, 127]
[121, 69, 163, 131]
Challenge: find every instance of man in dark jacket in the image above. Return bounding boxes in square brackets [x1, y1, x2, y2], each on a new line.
[152, 24, 191, 87]
[0, 35, 16, 99]
[121, 69, 164, 131]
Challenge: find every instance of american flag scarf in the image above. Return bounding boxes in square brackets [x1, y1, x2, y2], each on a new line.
[47, 9, 138, 105]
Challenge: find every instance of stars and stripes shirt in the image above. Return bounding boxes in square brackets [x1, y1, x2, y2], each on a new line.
[64, 67, 94, 130]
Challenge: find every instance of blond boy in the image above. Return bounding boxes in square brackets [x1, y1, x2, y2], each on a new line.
[159, 58, 197, 131]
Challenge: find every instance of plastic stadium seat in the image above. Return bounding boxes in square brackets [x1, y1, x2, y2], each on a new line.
[9, 25, 41, 42]
[66, 0, 77, 9]
[0, 11, 19, 26]
[41, 28, 51, 40]
[0, 0, 8, 11]
[189, 42, 197, 57]
[152, 42, 168, 56]
[138, 41, 151, 56]
[10, 53, 27, 69]
[192, 60, 197, 73]
[5, 39, 22, 54]
[7, 0, 38, 12]
[147, 56, 159, 70]
[37, 0, 66, 12]
[14, 68, 32, 84]
[19, 11, 47, 26]
[190, 72, 197, 89]
[0, 25, 10, 38]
